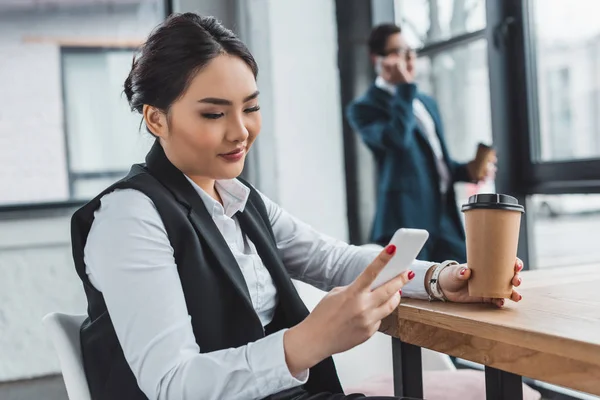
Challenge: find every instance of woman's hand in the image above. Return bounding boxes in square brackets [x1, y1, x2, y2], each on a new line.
[436, 258, 524, 308]
[284, 245, 415, 376]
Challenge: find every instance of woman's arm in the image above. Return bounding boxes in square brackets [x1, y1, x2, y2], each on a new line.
[259, 192, 433, 299]
[85, 189, 307, 400]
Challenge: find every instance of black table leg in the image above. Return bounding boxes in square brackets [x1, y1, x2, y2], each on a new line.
[485, 366, 523, 400]
[391, 337, 423, 399]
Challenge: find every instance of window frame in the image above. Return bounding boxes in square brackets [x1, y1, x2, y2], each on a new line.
[514, 0, 600, 194]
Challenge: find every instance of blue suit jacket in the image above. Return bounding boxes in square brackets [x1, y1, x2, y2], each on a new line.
[346, 83, 472, 245]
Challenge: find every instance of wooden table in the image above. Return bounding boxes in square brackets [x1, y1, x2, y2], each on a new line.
[380, 265, 600, 400]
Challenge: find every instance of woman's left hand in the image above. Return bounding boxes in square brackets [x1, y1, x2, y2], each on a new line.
[437, 258, 524, 308]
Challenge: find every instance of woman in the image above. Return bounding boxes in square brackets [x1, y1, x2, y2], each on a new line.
[71, 13, 523, 400]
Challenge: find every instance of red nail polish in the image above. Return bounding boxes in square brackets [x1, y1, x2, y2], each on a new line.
[386, 244, 396, 255]
[519, 294, 522, 300]
[399, 289, 402, 295]
[460, 268, 467, 276]
[408, 270, 415, 280]
[518, 263, 524, 272]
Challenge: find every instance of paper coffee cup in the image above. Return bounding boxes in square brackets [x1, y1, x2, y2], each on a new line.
[461, 194, 525, 298]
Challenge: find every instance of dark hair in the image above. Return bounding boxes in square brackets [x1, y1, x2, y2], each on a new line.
[368, 23, 401, 55]
[124, 13, 258, 119]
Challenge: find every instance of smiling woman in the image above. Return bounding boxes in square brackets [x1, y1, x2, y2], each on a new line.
[122, 16, 261, 200]
[136, 53, 261, 200]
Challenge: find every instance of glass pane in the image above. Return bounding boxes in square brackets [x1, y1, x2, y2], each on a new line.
[0, 1, 164, 206]
[532, 0, 600, 161]
[63, 50, 154, 174]
[529, 194, 600, 268]
[415, 39, 494, 211]
[394, 0, 486, 48]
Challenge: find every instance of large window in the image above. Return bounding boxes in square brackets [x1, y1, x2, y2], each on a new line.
[533, 0, 600, 162]
[522, 0, 600, 269]
[0, 0, 165, 208]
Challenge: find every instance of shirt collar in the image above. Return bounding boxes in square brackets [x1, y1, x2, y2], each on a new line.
[375, 77, 425, 111]
[375, 76, 397, 95]
[184, 176, 250, 219]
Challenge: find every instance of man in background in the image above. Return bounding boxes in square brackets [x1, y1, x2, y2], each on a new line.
[346, 23, 494, 263]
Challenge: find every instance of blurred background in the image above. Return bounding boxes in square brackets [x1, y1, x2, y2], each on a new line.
[1, 0, 599, 399]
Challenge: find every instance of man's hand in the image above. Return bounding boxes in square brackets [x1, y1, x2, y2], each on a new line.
[467, 146, 498, 182]
[380, 57, 413, 85]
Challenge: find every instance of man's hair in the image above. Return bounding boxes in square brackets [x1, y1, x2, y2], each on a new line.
[368, 23, 401, 55]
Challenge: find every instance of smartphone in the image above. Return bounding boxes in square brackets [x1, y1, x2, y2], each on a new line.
[375, 56, 384, 75]
[370, 228, 429, 290]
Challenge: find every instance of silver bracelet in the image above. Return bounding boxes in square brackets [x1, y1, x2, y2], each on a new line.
[428, 260, 458, 302]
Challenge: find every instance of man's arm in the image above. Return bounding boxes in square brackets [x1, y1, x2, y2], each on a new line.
[346, 83, 421, 152]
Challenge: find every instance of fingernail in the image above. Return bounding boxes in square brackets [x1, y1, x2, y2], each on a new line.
[500, 300, 505, 307]
[518, 277, 522, 285]
[386, 244, 396, 255]
[460, 268, 467, 276]
[408, 270, 415, 280]
[519, 294, 522, 300]
[399, 289, 402, 295]
[518, 263, 524, 272]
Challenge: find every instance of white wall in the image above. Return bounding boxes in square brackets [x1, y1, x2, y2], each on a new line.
[0, 211, 84, 381]
[266, 0, 348, 240]
[231, 0, 349, 240]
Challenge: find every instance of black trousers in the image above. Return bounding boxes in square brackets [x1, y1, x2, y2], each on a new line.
[267, 386, 422, 400]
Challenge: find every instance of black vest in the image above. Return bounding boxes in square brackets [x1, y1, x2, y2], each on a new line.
[71, 142, 343, 400]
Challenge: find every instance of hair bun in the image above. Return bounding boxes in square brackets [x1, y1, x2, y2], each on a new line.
[122, 12, 258, 122]
[123, 55, 142, 113]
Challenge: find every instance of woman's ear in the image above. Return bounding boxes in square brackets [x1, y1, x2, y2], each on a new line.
[143, 105, 168, 138]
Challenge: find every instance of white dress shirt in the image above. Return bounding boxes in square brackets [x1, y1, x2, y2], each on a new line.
[375, 76, 452, 193]
[84, 177, 431, 400]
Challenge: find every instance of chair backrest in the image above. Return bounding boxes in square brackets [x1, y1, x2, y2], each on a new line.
[42, 313, 92, 400]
